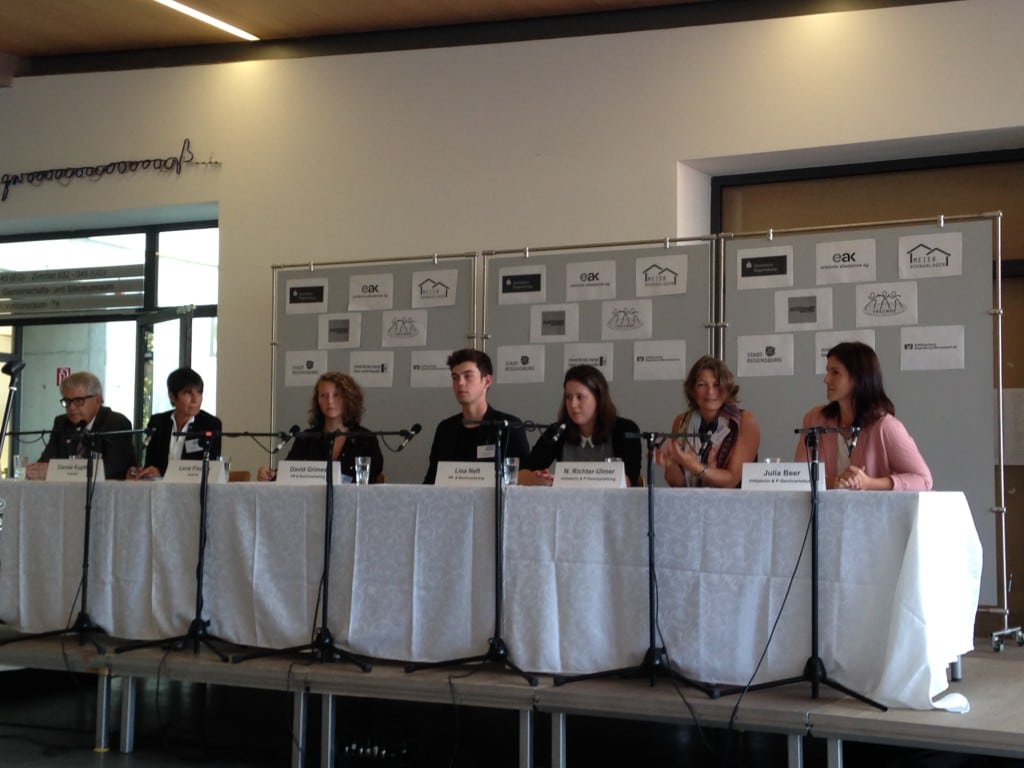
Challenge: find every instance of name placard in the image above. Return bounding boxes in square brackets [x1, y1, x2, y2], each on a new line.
[163, 459, 228, 484]
[552, 461, 626, 489]
[46, 458, 106, 482]
[276, 460, 346, 485]
[434, 461, 494, 487]
[741, 461, 826, 491]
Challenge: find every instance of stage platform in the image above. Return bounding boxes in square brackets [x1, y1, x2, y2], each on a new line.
[1, 629, 1022, 768]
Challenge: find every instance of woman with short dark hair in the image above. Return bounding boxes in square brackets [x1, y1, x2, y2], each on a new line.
[129, 367, 221, 479]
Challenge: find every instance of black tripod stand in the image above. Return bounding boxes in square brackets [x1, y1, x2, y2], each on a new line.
[553, 430, 718, 696]
[406, 420, 537, 686]
[723, 427, 886, 710]
[235, 429, 370, 669]
[0, 359, 25, 465]
[0, 430, 108, 652]
[117, 431, 237, 660]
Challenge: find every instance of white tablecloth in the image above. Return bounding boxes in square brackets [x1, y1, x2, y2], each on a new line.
[0, 482, 980, 709]
[503, 487, 981, 709]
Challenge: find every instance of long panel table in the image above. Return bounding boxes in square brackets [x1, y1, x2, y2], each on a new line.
[0, 482, 980, 710]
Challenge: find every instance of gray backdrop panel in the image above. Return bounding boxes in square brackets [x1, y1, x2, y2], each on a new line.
[482, 243, 713, 486]
[722, 218, 997, 603]
[272, 256, 476, 484]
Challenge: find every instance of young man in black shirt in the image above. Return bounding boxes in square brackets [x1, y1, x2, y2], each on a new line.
[422, 348, 530, 484]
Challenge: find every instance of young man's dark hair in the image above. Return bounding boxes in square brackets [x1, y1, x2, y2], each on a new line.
[446, 348, 492, 378]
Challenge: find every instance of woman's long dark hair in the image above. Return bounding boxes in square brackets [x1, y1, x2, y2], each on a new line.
[557, 365, 618, 444]
[821, 341, 895, 427]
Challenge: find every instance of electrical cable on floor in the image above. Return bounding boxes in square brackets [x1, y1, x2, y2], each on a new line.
[445, 669, 476, 768]
[285, 662, 305, 764]
[726, 502, 813, 732]
[653, 566, 717, 763]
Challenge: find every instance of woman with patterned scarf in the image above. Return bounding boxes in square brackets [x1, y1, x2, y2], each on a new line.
[655, 356, 760, 488]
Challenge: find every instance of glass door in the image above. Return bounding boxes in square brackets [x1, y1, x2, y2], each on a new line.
[138, 309, 218, 429]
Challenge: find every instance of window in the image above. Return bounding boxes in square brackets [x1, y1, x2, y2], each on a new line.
[0, 222, 218, 470]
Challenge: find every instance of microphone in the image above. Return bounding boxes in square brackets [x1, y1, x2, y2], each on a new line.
[396, 423, 422, 452]
[65, 420, 88, 446]
[698, 423, 714, 464]
[272, 425, 301, 454]
[848, 424, 862, 453]
[1, 359, 25, 376]
[548, 422, 568, 444]
[462, 418, 511, 429]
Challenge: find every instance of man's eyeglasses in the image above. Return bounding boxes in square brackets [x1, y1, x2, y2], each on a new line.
[60, 394, 98, 408]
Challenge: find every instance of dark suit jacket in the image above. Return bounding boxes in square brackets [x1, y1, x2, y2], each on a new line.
[39, 406, 137, 480]
[285, 424, 384, 483]
[142, 409, 223, 475]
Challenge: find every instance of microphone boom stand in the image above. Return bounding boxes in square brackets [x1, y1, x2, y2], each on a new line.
[405, 421, 537, 686]
[116, 432, 236, 660]
[234, 429, 370, 670]
[721, 428, 886, 710]
[0, 359, 25, 465]
[553, 431, 718, 696]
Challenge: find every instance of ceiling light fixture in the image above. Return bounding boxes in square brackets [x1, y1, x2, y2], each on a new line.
[151, 0, 259, 42]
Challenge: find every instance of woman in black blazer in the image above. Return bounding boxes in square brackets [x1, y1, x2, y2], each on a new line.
[130, 367, 222, 478]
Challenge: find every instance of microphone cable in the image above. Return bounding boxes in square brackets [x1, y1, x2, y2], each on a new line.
[726, 495, 813, 732]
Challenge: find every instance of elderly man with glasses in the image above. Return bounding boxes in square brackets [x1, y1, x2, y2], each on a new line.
[26, 371, 137, 480]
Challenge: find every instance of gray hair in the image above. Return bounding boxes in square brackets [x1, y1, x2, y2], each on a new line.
[61, 371, 103, 396]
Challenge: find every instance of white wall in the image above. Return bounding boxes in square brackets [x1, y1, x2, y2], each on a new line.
[0, 0, 1022, 473]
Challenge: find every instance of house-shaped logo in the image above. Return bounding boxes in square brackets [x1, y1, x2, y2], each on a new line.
[906, 243, 951, 269]
[641, 264, 679, 287]
[418, 278, 451, 300]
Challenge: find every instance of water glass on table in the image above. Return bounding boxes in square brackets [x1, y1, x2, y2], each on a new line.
[355, 456, 371, 485]
[12, 454, 27, 480]
[502, 456, 519, 486]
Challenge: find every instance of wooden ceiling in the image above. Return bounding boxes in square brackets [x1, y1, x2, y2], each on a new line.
[0, 0, 948, 78]
[0, 0, 946, 59]
[0, 0, 711, 58]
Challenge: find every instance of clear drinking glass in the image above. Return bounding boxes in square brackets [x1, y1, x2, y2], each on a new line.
[503, 456, 519, 486]
[355, 456, 371, 485]
[12, 455, 27, 480]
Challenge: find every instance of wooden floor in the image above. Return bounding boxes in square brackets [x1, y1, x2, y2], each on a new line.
[1, 628, 1023, 767]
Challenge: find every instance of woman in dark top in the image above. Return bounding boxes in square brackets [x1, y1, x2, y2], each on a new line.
[129, 367, 222, 479]
[520, 364, 641, 487]
[257, 372, 383, 483]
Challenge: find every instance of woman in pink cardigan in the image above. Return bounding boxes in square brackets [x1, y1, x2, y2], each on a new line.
[795, 341, 932, 491]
